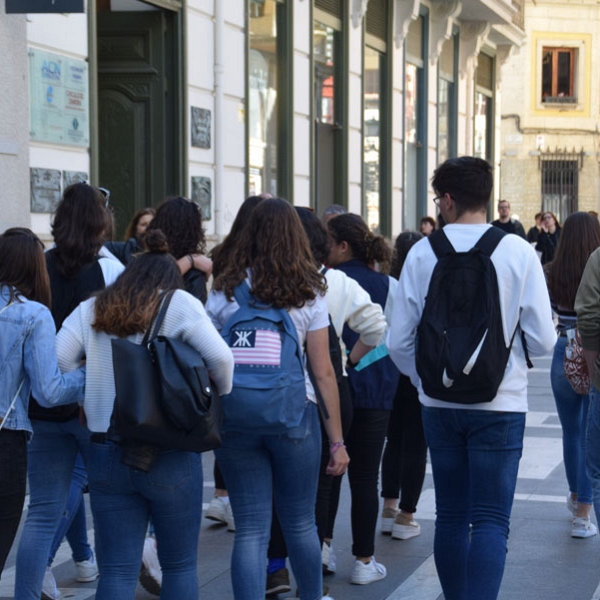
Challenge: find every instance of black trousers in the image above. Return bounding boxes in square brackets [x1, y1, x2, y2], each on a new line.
[0, 428, 28, 577]
[345, 407, 390, 557]
[380, 374, 427, 513]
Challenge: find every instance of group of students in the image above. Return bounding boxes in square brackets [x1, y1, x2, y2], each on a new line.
[0, 182, 430, 600]
[3, 154, 595, 600]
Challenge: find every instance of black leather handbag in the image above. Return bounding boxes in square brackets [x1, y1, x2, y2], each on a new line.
[110, 291, 222, 453]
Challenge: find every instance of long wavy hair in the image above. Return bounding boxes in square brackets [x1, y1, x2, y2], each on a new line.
[92, 230, 183, 337]
[213, 198, 327, 308]
[124, 207, 155, 241]
[0, 228, 51, 308]
[327, 213, 392, 273]
[51, 182, 109, 279]
[546, 211, 600, 310]
[146, 197, 206, 260]
[390, 231, 423, 279]
[210, 195, 265, 278]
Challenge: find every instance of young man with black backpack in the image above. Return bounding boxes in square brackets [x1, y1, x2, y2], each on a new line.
[387, 157, 556, 600]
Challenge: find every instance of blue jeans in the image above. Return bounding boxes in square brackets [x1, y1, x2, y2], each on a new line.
[216, 402, 322, 600]
[48, 452, 93, 565]
[421, 406, 525, 600]
[15, 418, 90, 600]
[551, 336, 592, 503]
[88, 442, 203, 600]
[586, 386, 600, 524]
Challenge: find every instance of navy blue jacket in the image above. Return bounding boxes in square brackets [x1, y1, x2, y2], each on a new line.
[337, 259, 399, 410]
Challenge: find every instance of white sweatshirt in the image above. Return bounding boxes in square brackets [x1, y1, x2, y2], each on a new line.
[56, 289, 234, 432]
[387, 223, 556, 412]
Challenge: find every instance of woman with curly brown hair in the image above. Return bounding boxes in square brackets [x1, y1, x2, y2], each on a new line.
[54, 230, 233, 599]
[325, 213, 399, 585]
[147, 196, 210, 304]
[206, 198, 349, 600]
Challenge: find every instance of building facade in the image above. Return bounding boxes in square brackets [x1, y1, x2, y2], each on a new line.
[500, 0, 600, 229]
[0, 0, 524, 243]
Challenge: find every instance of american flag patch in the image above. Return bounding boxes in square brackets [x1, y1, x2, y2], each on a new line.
[230, 329, 282, 367]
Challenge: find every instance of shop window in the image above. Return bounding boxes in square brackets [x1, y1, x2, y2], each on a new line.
[437, 35, 457, 165]
[474, 53, 494, 163]
[248, 0, 288, 198]
[363, 0, 389, 235]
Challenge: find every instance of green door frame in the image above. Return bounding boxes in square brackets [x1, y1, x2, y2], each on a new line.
[87, 0, 186, 194]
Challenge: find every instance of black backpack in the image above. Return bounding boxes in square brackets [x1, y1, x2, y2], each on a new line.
[416, 227, 520, 404]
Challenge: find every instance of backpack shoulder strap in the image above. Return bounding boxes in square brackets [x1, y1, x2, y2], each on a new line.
[427, 228, 455, 259]
[474, 226, 506, 257]
[233, 280, 253, 308]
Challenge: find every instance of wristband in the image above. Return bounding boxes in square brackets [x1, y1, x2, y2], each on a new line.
[187, 254, 194, 270]
[329, 440, 346, 454]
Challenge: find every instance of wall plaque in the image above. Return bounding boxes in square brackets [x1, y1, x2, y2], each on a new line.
[191, 176, 212, 221]
[31, 168, 61, 213]
[191, 107, 211, 149]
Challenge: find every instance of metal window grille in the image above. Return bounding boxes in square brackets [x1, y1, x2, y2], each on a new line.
[539, 148, 584, 221]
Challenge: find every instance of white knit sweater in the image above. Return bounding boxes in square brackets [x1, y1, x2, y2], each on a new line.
[56, 289, 234, 432]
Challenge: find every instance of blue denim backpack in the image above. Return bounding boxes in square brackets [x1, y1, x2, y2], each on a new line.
[219, 282, 307, 434]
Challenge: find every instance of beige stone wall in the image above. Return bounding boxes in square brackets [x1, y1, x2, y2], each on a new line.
[499, 154, 542, 230]
[500, 0, 600, 224]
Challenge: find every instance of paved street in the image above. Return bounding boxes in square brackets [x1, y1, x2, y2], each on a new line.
[3, 352, 600, 600]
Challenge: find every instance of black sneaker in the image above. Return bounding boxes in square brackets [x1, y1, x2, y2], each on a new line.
[266, 568, 291, 597]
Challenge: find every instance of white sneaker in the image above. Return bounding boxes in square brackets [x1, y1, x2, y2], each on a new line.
[321, 541, 337, 574]
[571, 517, 598, 538]
[205, 495, 229, 525]
[139, 536, 163, 596]
[567, 493, 577, 516]
[381, 507, 399, 534]
[41, 567, 62, 600]
[224, 501, 235, 532]
[75, 550, 99, 583]
[391, 514, 421, 540]
[350, 557, 387, 585]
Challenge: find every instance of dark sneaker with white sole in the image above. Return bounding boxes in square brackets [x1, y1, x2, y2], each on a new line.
[266, 567, 291, 597]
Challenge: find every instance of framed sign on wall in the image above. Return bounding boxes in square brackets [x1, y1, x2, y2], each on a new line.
[28, 48, 90, 147]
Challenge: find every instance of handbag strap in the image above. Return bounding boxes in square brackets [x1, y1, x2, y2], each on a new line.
[0, 379, 25, 432]
[141, 290, 176, 346]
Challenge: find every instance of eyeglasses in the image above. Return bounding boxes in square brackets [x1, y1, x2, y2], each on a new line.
[433, 195, 444, 206]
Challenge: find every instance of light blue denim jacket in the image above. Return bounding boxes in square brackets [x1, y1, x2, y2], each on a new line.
[0, 286, 85, 437]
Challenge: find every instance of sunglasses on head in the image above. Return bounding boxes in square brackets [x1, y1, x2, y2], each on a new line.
[82, 181, 110, 206]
